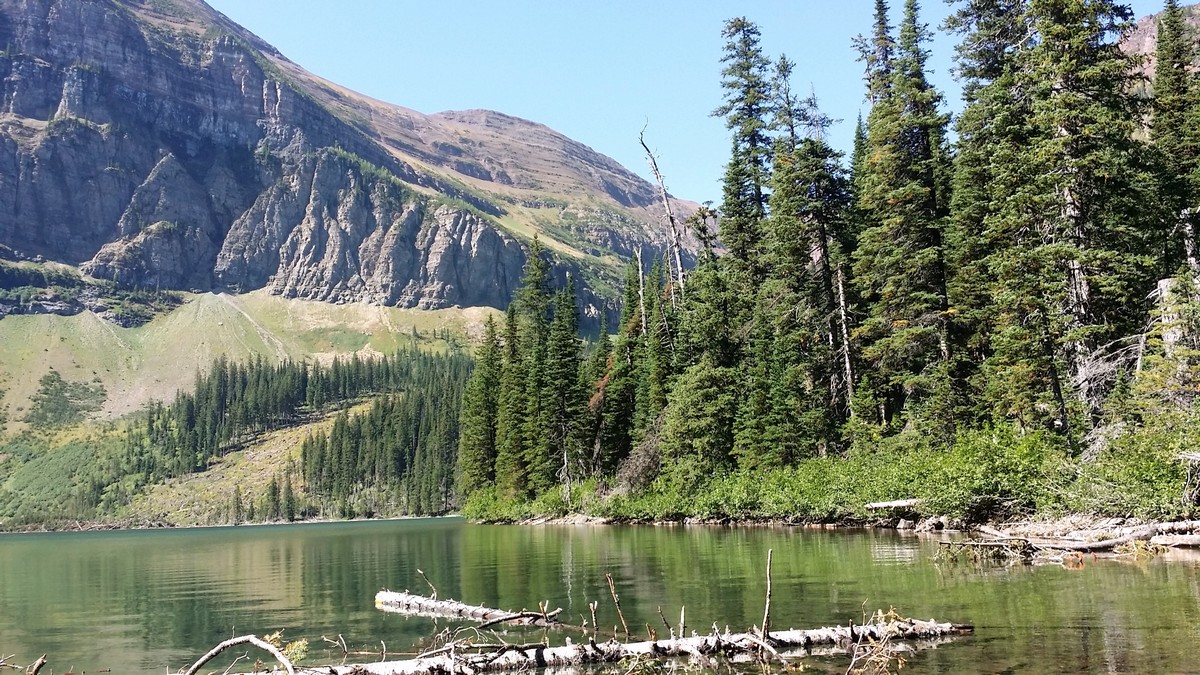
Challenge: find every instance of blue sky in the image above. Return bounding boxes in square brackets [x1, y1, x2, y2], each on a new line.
[206, 1, 1168, 205]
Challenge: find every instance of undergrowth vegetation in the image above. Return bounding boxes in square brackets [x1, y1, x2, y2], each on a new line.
[463, 421, 1192, 524]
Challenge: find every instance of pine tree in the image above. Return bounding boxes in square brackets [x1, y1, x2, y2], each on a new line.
[493, 306, 528, 498]
[765, 90, 854, 429]
[968, 0, 1161, 444]
[659, 355, 738, 488]
[943, 0, 1030, 429]
[1152, 0, 1198, 276]
[541, 279, 584, 497]
[231, 484, 244, 525]
[852, 0, 954, 432]
[282, 471, 296, 522]
[856, 0, 895, 103]
[266, 475, 280, 521]
[713, 17, 773, 277]
[456, 315, 502, 499]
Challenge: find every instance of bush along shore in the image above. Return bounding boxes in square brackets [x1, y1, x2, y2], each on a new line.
[461, 423, 1197, 532]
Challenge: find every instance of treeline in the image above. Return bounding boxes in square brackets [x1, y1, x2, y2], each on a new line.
[112, 347, 468, 516]
[456, 0, 1200, 521]
[299, 358, 467, 518]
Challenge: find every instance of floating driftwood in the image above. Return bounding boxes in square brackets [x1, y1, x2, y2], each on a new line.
[375, 591, 563, 627]
[224, 617, 972, 675]
[976, 520, 1200, 553]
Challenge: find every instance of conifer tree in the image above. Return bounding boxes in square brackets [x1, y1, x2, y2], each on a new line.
[540, 279, 583, 495]
[945, 0, 1032, 428]
[713, 17, 773, 277]
[852, 0, 954, 431]
[964, 0, 1160, 443]
[266, 475, 280, 521]
[282, 471, 296, 522]
[493, 306, 528, 498]
[1152, 0, 1198, 275]
[456, 315, 502, 497]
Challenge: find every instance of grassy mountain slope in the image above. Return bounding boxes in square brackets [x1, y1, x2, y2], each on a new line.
[122, 402, 372, 526]
[0, 292, 493, 432]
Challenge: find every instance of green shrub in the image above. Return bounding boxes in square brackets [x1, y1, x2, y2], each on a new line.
[918, 426, 1069, 519]
[1065, 417, 1193, 519]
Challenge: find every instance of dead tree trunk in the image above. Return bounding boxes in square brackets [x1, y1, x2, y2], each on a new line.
[375, 591, 563, 627]
[233, 617, 972, 675]
[185, 636, 295, 675]
[640, 129, 687, 304]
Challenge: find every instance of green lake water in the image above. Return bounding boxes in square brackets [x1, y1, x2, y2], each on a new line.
[1, 518, 1199, 673]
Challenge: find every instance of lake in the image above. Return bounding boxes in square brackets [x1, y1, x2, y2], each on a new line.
[1, 518, 1198, 673]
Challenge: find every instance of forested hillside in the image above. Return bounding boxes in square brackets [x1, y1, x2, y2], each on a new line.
[454, 0, 1200, 523]
[0, 345, 470, 527]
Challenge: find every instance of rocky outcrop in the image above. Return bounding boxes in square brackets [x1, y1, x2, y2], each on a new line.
[0, 0, 692, 315]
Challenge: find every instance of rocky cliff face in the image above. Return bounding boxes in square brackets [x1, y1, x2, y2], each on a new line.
[0, 0, 693, 314]
[1122, 4, 1200, 83]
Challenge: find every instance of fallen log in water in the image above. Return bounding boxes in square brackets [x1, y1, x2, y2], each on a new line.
[1150, 534, 1200, 548]
[1003, 521, 1200, 552]
[375, 590, 563, 627]
[228, 617, 971, 675]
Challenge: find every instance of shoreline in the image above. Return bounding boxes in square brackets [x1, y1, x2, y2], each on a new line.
[0, 512, 464, 535]
[6, 510, 1200, 555]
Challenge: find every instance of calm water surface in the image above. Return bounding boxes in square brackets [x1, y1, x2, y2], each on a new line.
[1, 519, 1199, 673]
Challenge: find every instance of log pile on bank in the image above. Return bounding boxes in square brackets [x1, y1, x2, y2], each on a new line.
[939, 519, 1200, 563]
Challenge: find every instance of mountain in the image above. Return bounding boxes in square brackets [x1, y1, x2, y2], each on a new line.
[1123, 2, 1200, 82]
[0, 0, 697, 317]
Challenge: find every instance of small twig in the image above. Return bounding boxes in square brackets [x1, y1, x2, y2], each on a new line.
[679, 606, 686, 638]
[589, 601, 598, 637]
[606, 573, 630, 639]
[762, 549, 774, 642]
[742, 633, 787, 664]
[219, 652, 250, 675]
[416, 568, 438, 599]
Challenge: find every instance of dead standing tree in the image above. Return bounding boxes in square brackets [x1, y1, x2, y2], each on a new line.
[640, 127, 688, 306]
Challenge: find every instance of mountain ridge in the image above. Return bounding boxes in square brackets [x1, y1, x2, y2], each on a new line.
[0, 0, 697, 317]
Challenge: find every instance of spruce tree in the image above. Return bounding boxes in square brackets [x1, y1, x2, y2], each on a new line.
[266, 475, 281, 521]
[456, 315, 502, 499]
[1152, 0, 1198, 276]
[967, 0, 1160, 443]
[539, 279, 584, 495]
[852, 0, 954, 431]
[492, 306, 527, 498]
[713, 17, 773, 277]
[282, 471, 296, 522]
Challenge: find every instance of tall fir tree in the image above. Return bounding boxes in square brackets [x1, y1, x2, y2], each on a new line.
[944, 0, 1032, 428]
[972, 0, 1161, 445]
[493, 305, 528, 498]
[852, 0, 954, 432]
[1152, 0, 1198, 276]
[541, 279, 584, 496]
[456, 314, 502, 498]
[713, 17, 773, 278]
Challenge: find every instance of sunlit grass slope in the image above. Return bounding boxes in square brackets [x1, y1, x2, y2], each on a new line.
[0, 291, 496, 432]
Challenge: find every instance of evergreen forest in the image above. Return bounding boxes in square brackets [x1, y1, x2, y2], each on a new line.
[10, 0, 1200, 529]
[454, 0, 1200, 523]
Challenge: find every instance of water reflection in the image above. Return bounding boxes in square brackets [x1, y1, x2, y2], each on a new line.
[0, 520, 1198, 673]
